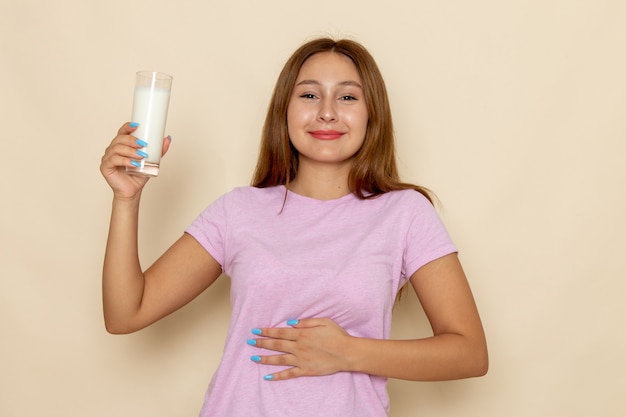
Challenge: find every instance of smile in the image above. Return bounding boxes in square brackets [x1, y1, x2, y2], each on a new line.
[309, 130, 344, 140]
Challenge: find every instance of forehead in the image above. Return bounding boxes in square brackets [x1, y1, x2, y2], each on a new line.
[296, 52, 361, 82]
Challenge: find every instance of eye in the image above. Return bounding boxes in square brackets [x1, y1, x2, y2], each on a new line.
[300, 93, 318, 99]
[340, 95, 358, 101]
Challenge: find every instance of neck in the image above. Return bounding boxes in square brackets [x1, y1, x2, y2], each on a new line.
[289, 161, 352, 200]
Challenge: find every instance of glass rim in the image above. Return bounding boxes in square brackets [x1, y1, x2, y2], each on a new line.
[136, 70, 173, 81]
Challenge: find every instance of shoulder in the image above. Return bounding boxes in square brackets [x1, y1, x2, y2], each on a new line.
[234, 186, 285, 202]
[192, 186, 285, 225]
[375, 189, 434, 211]
[219, 185, 284, 203]
[212, 186, 286, 216]
[373, 190, 444, 231]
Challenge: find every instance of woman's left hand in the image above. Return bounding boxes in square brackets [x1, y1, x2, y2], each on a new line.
[248, 318, 353, 381]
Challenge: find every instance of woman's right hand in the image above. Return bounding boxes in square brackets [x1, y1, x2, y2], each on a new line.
[100, 122, 171, 200]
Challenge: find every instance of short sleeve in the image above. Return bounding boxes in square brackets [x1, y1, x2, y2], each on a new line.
[185, 193, 229, 268]
[402, 193, 458, 279]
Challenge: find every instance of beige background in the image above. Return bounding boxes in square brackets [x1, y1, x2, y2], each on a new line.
[1, 0, 625, 416]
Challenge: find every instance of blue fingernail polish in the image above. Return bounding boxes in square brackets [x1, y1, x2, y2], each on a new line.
[251, 328, 262, 335]
[264, 374, 274, 381]
[286, 319, 299, 326]
[130, 160, 142, 168]
[250, 355, 261, 363]
[137, 150, 149, 158]
[136, 139, 148, 147]
[129, 122, 140, 128]
[246, 339, 257, 346]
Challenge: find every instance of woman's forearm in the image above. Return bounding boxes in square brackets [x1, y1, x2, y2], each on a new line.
[250, 315, 488, 382]
[345, 333, 488, 381]
[102, 195, 146, 333]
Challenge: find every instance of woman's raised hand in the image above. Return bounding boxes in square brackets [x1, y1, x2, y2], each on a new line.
[100, 123, 171, 200]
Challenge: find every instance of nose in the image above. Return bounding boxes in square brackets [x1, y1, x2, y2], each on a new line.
[317, 99, 337, 123]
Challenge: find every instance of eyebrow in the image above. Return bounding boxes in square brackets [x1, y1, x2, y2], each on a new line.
[295, 79, 363, 89]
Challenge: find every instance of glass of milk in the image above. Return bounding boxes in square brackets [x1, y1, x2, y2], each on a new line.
[126, 71, 173, 177]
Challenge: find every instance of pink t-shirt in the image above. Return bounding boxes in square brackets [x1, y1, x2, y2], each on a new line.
[185, 186, 457, 416]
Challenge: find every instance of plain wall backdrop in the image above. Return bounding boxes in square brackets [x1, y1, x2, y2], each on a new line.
[1, 0, 625, 416]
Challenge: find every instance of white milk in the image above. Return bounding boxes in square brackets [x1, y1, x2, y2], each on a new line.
[131, 86, 171, 164]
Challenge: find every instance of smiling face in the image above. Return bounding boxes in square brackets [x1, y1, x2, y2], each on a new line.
[287, 52, 369, 171]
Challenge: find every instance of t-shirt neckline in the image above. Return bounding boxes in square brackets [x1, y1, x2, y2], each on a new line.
[281, 185, 357, 204]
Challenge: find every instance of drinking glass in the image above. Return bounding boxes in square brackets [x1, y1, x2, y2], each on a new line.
[126, 71, 173, 176]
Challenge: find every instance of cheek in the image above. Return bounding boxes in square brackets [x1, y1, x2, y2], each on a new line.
[348, 112, 369, 139]
[287, 104, 316, 137]
[344, 106, 368, 127]
[287, 102, 302, 125]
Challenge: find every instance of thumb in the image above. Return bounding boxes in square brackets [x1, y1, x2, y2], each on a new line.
[161, 135, 172, 157]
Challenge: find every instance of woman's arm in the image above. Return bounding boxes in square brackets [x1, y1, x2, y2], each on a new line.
[347, 252, 488, 380]
[101, 123, 222, 334]
[102, 231, 222, 334]
[249, 253, 488, 381]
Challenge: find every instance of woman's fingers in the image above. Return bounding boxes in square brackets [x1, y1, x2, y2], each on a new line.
[101, 135, 145, 172]
[118, 121, 139, 135]
[111, 122, 171, 163]
[261, 366, 305, 382]
[248, 350, 305, 382]
[100, 123, 154, 197]
[247, 318, 351, 381]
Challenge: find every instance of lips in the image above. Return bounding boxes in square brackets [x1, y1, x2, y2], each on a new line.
[309, 130, 344, 140]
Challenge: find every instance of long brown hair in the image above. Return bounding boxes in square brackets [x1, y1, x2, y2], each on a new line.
[252, 37, 433, 204]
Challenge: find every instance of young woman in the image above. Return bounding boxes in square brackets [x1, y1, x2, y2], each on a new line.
[100, 37, 488, 417]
